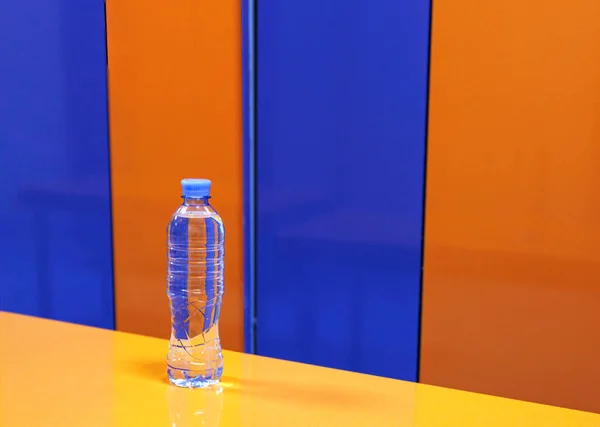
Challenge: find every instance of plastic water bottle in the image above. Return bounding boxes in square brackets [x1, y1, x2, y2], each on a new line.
[167, 178, 225, 388]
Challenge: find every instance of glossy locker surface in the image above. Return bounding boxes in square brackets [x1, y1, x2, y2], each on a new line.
[256, 0, 430, 380]
[422, 0, 600, 413]
[105, 0, 244, 350]
[0, 1, 113, 327]
[3, 313, 599, 426]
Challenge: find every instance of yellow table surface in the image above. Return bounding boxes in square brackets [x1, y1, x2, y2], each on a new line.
[1, 312, 599, 426]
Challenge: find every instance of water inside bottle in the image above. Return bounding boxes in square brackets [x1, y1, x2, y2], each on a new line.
[167, 198, 224, 388]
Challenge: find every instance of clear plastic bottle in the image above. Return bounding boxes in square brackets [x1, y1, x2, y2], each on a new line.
[167, 178, 224, 388]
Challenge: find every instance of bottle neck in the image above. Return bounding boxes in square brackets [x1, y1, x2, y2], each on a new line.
[182, 196, 209, 206]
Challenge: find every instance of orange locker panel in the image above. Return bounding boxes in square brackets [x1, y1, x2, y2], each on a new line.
[105, 0, 243, 350]
[422, 0, 600, 413]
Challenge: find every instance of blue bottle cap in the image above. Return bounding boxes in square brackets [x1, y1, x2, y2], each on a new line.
[181, 178, 211, 198]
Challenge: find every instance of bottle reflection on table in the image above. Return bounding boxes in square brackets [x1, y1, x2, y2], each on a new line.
[167, 384, 224, 427]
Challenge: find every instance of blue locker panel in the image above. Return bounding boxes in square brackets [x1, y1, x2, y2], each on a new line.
[0, 0, 114, 328]
[256, 0, 430, 379]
